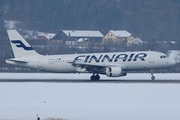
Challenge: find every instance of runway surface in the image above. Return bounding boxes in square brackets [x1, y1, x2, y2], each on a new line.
[1, 79, 180, 83]
[0, 73, 180, 83]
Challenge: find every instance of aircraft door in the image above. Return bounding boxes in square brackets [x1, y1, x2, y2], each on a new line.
[149, 52, 155, 63]
[37, 57, 43, 70]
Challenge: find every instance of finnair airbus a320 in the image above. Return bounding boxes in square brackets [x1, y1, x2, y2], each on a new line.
[6, 30, 176, 80]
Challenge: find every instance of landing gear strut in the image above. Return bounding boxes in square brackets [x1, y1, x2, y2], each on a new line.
[150, 69, 155, 80]
[90, 74, 100, 81]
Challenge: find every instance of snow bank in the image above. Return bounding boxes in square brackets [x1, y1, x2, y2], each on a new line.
[0, 73, 180, 120]
[0, 82, 180, 120]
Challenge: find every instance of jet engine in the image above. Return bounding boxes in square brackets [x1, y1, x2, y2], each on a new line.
[106, 66, 127, 77]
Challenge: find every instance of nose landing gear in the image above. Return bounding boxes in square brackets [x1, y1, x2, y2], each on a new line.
[150, 69, 155, 80]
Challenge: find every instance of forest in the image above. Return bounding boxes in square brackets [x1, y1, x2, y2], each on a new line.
[0, 0, 180, 42]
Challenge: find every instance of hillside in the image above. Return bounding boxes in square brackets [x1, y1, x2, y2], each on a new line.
[1, 0, 180, 42]
[0, 0, 180, 72]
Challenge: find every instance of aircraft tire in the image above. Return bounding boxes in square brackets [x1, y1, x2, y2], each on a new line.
[90, 74, 100, 81]
[151, 76, 155, 80]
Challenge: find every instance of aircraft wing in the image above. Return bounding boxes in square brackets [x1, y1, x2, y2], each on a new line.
[70, 61, 108, 73]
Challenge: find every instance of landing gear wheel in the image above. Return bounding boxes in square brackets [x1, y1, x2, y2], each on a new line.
[90, 74, 100, 81]
[151, 76, 155, 80]
[96, 74, 100, 80]
[150, 69, 155, 80]
[90, 76, 95, 80]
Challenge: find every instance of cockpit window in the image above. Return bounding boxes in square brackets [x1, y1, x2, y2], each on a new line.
[160, 55, 168, 59]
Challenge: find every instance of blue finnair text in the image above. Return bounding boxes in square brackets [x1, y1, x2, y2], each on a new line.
[74, 53, 147, 63]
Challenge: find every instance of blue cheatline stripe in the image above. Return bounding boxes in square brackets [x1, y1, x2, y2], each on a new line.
[11, 40, 34, 50]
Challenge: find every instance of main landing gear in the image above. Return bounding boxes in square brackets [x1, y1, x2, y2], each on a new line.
[150, 69, 155, 80]
[90, 74, 100, 80]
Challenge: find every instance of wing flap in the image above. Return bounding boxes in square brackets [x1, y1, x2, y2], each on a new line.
[70, 61, 107, 73]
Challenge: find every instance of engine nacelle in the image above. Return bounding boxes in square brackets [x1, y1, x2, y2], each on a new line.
[106, 66, 127, 77]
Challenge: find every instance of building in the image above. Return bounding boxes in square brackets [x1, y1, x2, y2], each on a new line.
[52, 30, 104, 46]
[37, 33, 56, 40]
[103, 30, 137, 46]
[36, 33, 63, 45]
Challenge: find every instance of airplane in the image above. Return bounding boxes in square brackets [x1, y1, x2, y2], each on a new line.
[6, 30, 176, 80]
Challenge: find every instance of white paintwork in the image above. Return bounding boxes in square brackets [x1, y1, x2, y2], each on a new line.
[6, 30, 176, 79]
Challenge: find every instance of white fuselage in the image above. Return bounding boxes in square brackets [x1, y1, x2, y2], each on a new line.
[6, 30, 177, 80]
[6, 51, 176, 74]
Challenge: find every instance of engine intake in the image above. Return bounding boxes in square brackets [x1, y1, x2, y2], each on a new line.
[106, 66, 127, 77]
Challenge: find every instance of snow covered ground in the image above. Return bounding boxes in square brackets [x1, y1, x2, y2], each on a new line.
[0, 73, 180, 120]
